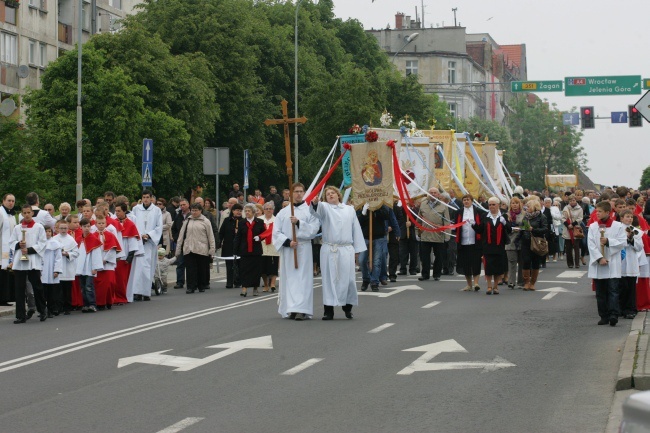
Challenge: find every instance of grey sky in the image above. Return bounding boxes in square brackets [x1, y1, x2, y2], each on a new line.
[332, 0, 650, 189]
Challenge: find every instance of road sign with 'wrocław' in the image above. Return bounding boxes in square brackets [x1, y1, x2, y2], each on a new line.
[565, 76, 642, 96]
[142, 138, 153, 187]
[511, 81, 563, 93]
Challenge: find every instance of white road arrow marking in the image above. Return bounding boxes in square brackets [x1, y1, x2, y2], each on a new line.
[557, 270, 586, 279]
[537, 287, 572, 300]
[397, 339, 515, 375]
[117, 335, 273, 371]
[358, 284, 423, 298]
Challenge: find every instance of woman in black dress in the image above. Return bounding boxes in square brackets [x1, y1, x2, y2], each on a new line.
[233, 203, 265, 297]
[218, 203, 243, 288]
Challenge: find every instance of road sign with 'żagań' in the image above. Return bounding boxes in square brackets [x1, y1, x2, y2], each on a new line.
[565, 75, 642, 96]
[511, 81, 563, 93]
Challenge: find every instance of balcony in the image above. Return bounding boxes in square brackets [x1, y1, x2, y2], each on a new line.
[58, 22, 72, 44]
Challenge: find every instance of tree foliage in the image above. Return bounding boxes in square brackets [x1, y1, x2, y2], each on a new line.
[640, 166, 650, 190]
[506, 97, 586, 191]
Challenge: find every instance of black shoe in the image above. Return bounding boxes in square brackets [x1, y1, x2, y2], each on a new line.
[610, 317, 618, 327]
[13, 318, 26, 324]
[322, 306, 334, 321]
[474, 285, 481, 292]
[418, 277, 430, 281]
[186, 289, 195, 294]
[271, 287, 276, 293]
[106, 305, 112, 310]
[433, 277, 440, 281]
[371, 285, 379, 292]
[143, 296, 151, 301]
[97, 305, 105, 311]
[380, 280, 388, 286]
[134, 295, 142, 301]
[398, 271, 407, 276]
[47, 312, 54, 318]
[63, 311, 70, 316]
[173, 284, 184, 289]
[361, 281, 369, 292]
[342, 304, 353, 319]
[225, 285, 233, 289]
[39, 309, 48, 321]
[389, 277, 397, 283]
[198, 288, 205, 293]
[27, 309, 35, 319]
[289, 313, 297, 320]
[598, 319, 608, 325]
[409, 271, 417, 275]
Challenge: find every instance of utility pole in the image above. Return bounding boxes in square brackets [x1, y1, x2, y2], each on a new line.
[452, 7, 458, 26]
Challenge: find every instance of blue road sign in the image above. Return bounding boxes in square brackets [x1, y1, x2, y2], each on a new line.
[243, 149, 250, 189]
[611, 112, 628, 123]
[142, 139, 153, 164]
[142, 163, 153, 187]
[563, 113, 580, 126]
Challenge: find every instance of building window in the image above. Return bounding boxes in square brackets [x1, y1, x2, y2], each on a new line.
[448, 103, 457, 118]
[448, 61, 456, 84]
[39, 43, 47, 67]
[29, 0, 37, 6]
[82, 3, 91, 30]
[405, 60, 418, 76]
[29, 40, 36, 64]
[0, 33, 18, 65]
[5, 6, 16, 24]
[109, 0, 121, 10]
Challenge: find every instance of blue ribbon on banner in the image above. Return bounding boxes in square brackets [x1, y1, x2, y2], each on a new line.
[340, 134, 367, 187]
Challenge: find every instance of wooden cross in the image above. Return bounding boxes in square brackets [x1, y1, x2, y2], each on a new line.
[264, 99, 307, 268]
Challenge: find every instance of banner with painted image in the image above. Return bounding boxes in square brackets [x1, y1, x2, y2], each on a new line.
[423, 130, 454, 192]
[340, 134, 366, 187]
[399, 137, 433, 199]
[350, 141, 395, 211]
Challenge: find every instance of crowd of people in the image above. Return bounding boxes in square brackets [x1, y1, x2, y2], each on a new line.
[1, 183, 649, 326]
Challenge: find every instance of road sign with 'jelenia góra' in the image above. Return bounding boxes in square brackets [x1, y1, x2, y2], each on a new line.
[565, 75, 642, 96]
[511, 81, 563, 93]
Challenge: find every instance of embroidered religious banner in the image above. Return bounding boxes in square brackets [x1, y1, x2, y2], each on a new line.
[340, 134, 367, 187]
[399, 137, 433, 199]
[545, 174, 578, 188]
[350, 141, 394, 211]
[462, 137, 482, 199]
[423, 130, 455, 192]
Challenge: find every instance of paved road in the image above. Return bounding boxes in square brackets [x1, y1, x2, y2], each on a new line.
[0, 262, 628, 432]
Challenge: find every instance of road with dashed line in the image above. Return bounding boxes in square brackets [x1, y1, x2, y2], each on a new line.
[0, 262, 629, 432]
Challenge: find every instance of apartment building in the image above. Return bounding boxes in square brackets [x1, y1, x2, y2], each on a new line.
[0, 0, 138, 116]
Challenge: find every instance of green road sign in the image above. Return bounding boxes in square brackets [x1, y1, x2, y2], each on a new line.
[644, 78, 650, 90]
[511, 81, 563, 92]
[564, 75, 642, 96]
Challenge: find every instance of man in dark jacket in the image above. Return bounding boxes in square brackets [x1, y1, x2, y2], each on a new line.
[395, 201, 420, 276]
[265, 186, 283, 215]
[357, 204, 391, 292]
[171, 199, 190, 288]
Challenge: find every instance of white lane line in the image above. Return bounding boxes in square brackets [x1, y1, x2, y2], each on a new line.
[421, 301, 441, 309]
[368, 323, 395, 333]
[157, 417, 205, 433]
[0, 296, 278, 374]
[537, 280, 577, 284]
[281, 358, 323, 375]
[557, 270, 587, 278]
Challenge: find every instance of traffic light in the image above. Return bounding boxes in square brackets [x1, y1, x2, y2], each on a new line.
[629, 105, 643, 127]
[580, 106, 595, 129]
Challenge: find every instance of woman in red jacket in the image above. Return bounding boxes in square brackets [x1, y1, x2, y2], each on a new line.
[233, 203, 266, 297]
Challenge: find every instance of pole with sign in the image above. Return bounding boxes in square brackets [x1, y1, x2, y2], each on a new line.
[243, 149, 250, 201]
[142, 138, 153, 188]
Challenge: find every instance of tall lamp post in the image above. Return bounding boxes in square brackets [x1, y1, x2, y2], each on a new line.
[392, 32, 419, 63]
[294, 0, 304, 184]
[76, 0, 83, 201]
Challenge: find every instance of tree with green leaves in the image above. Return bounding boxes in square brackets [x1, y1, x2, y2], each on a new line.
[455, 117, 515, 170]
[640, 166, 650, 190]
[507, 97, 586, 191]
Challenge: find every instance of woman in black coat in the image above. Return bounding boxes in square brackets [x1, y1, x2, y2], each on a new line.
[474, 197, 511, 295]
[233, 203, 266, 297]
[455, 193, 486, 292]
[518, 199, 548, 292]
[218, 203, 243, 288]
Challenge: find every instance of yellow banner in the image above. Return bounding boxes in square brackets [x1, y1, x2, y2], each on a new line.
[462, 138, 481, 198]
[423, 130, 454, 192]
[350, 141, 395, 211]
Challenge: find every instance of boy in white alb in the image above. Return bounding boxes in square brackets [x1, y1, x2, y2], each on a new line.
[10, 204, 48, 323]
[53, 219, 79, 315]
[619, 210, 644, 319]
[76, 218, 104, 313]
[588, 201, 627, 327]
[41, 226, 63, 318]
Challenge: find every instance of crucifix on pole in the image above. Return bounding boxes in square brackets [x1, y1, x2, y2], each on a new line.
[263, 99, 307, 268]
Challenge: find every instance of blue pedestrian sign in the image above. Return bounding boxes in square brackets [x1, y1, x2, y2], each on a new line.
[611, 112, 628, 123]
[563, 113, 580, 126]
[142, 139, 153, 164]
[142, 163, 153, 187]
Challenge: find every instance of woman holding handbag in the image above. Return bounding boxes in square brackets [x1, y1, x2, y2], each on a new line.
[520, 198, 548, 291]
[561, 195, 584, 269]
[175, 203, 216, 294]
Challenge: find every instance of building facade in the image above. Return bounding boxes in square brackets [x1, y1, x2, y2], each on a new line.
[367, 13, 527, 126]
[0, 0, 138, 117]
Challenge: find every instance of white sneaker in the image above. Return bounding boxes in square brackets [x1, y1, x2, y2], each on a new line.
[461, 285, 472, 291]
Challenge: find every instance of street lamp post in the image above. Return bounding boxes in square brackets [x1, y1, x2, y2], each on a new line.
[76, 0, 83, 202]
[294, 0, 304, 184]
[391, 32, 419, 63]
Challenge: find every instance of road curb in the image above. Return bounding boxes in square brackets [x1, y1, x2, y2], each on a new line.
[616, 312, 647, 391]
[0, 306, 14, 318]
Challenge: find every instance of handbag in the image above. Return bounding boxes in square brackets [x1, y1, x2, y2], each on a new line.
[530, 235, 549, 256]
[573, 225, 584, 239]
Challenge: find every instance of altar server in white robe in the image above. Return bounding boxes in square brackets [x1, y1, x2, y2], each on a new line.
[310, 186, 366, 320]
[273, 183, 320, 320]
[0, 193, 17, 306]
[588, 201, 627, 326]
[10, 204, 48, 323]
[127, 190, 162, 302]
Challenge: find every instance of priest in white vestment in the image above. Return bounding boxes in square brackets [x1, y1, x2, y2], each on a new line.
[127, 191, 163, 301]
[310, 186, 366, 320]
[273, 183, 320, 320]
